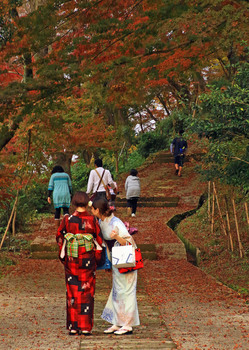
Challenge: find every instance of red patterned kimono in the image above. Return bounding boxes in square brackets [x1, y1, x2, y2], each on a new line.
[57, 211, 102, 332]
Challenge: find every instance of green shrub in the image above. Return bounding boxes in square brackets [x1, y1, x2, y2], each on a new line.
[188, 62, 249, 193]
[118, 149, 145, 173]
[0, 179, 50, 234]
[159, 110, 187, 137]
[71, 161, 90, 192]
[137, 131, 167, 158]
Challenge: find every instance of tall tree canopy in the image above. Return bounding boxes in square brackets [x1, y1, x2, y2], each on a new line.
[0, 0, 248, 199]
[190, 62, 249, 192]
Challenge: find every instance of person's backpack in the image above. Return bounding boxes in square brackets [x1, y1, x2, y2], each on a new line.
[179, 145, 186, 155]
[177, 138, 186, 156]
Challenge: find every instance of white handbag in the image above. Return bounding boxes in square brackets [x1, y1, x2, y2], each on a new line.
[112, 244, 136, 268]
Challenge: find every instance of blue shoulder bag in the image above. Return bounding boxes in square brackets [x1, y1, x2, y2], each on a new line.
[97, 245, 112, 270]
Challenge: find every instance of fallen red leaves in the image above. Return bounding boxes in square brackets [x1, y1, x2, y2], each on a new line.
[1, 149, 249, 348]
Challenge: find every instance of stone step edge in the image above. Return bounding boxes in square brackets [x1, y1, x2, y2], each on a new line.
[29, 251, 157, 260]
[29, 243, 187, 261]
[116, 203, 178, 207]
[30, 242, 158, 252]
[30, 242, 167, 253]
[116, 197, 179, 202]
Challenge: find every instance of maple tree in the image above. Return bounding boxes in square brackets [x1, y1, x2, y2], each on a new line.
[1, 0, 248, 145]
[0, 0, 248, 215]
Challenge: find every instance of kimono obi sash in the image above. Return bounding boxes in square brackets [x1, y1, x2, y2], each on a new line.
[64, 233, 94, 258]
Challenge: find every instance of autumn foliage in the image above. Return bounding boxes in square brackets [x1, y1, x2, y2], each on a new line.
[0, 0, 248, 203]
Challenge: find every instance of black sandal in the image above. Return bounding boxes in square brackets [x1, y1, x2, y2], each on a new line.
[78, 330, 91, 336]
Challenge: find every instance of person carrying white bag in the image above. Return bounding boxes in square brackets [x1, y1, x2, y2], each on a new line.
[91, 198, 140, 335]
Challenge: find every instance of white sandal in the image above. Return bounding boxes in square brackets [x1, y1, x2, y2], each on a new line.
[104, 325, 120, 334]
[114, 326, 133, 335]
[82, 330, 91, 336]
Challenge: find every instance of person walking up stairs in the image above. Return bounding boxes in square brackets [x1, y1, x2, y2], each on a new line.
[125, 169, 141, 217]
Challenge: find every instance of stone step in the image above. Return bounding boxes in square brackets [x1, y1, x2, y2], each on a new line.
[30, 240, 188, 261]
[30, 251, 58, 259]
[116, 197, 179, 203]
[30, 240, 157, 254]
[155, 155, 190, 163]
[155, 242, 186, 260]
[116, 202, 178, 208]
[137, 243, 156, 252]
[154, 152, 206, 164]
[137, 244, 157, 260]
[29, 236, 187, 262]
[30, 242, 158, 260]
[116, 196, 179, 208]
[80, 337, 176, 349]
[30, 251, 158, 261]
[140, 251, 157, 260]
[30, 236, 57, 252]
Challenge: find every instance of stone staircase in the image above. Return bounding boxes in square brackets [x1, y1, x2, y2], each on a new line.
[30, 229, 186, 261]
[30, 237, 159, 261]
[30, 201, 185, 260]
[29, 151, 187, 261]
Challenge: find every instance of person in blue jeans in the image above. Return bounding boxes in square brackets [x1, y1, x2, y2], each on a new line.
[47, 165, 72, 229]
[170, 130, 188, 177]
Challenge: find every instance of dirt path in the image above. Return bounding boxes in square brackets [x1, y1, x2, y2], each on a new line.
[141, 259, 249, 349]
[1, 150, 249, 349]
[0, 259, 175, 350]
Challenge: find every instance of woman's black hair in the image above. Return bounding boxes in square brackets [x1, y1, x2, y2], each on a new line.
[92, 198, 114, 217]
[52, 165, 64, 174]
[72, 191, 89, 207]
[130, 168, 138, 176]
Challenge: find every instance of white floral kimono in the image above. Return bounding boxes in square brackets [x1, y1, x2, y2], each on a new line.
[99, 214, 140, 327]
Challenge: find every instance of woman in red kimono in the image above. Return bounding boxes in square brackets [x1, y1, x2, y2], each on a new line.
[56, 191, 103, 335]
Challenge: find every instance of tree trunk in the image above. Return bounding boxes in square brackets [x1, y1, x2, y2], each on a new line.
[139, 112, 144, 133]
[145, 107, 158, 122]
[115, 151, 119, 173]
[54, 152, 73, 177]
[23, 52, 33, 83]
[232, 198, 244, 258]
[82, 150, 92, 165]
[157, 94, 170, 116]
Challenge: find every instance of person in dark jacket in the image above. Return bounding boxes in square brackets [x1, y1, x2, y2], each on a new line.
[125, 169, 141, 217]
[170, 130, 188, 177]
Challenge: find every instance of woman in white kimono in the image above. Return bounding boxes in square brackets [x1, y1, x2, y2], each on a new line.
[91, 198, 140, 335]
